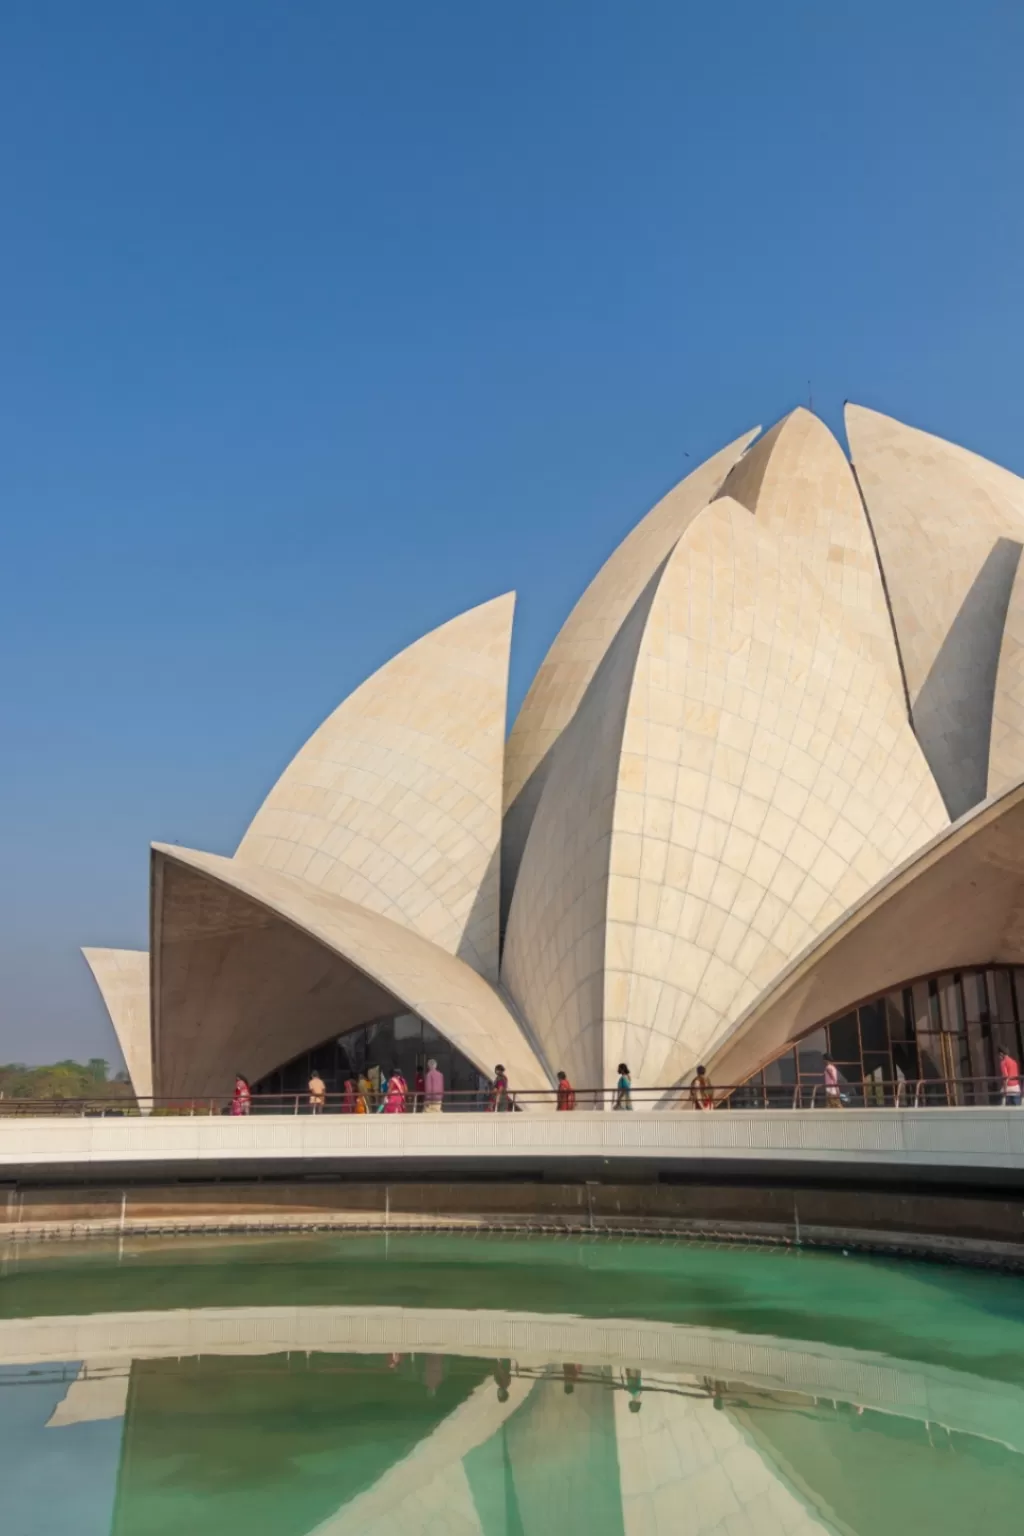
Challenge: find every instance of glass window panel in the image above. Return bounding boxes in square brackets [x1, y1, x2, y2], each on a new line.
[764, 1051, 796, 1085]
[914, 1039, 950, 1103]
[891, 1036, 918, 1086]
[393, 1013, 422, 1041]
[1012, 970, 1024, 1021]
[988, 969, 1016, 1025]
[884, 991, 909, 1041]
[990, 1016, 1022, 1062]
[1009, 974, 1024, 1061]
[916, 1033, 944, 1080]
[827, 1012, 859, 1063]
[732, 1072, 765, 1108]
[859, 999, 888, 1053]
[862, 1055, 888, 1105]
[937, 975, 963, 1033]
[763, 1050, 796, 1105]
[961, 972, 986, 1024]
[911, 982, 933, 1036]
[950, 1029, 972, 1078]
[797, 1027, 826, 1079]
[963, 1016, 990, 1087]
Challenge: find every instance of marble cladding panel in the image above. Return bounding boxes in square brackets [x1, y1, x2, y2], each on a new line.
[81, 947, 152, 1100]
[501, 573, 665, 1091]
[989, 555, 1024, 798]
[846, 403, 1024, 812]
[501, 430, 759, 921]
[236, 594, 514, 981]
[726, 407, 906, 698]
[603, 497, 949, 1091]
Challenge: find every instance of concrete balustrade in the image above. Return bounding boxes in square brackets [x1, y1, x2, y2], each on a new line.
[0, 1106, 1022, 1182]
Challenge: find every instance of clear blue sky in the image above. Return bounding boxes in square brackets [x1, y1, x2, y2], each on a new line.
[1, 0, 1022, 1066]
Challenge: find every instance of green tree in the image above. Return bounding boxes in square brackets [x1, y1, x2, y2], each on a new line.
[0, 1060, 134, 1103]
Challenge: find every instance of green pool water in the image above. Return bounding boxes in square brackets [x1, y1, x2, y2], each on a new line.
[1, 1233, 1022, 1534]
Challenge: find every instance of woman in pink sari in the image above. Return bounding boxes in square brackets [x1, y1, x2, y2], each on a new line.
[383, 1069, 408, 1114]
[231, 1075, 251, 1116]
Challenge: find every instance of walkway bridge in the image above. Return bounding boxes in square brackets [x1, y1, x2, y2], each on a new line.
[0, 1104, 1021, 1184]
[1, 1108, 1023, 1265]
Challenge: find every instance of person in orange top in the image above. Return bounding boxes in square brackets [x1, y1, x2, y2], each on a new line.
[556, 1070, 576, 1110]
[999, 1045, 1021, 1105]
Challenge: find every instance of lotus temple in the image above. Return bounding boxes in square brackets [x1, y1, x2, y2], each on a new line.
[83, 403, 1024, 1108]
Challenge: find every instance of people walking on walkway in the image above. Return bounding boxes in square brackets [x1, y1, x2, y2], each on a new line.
[689, 1065, 713, 1110]
[823, 1053, 843, 1107]
[614, 1063, 632, 1110]
[424, 1058, 444, 1112]
[413, 1064, 425, 1112]
[341, 1076, 357, 1114]
[384, 1068, 408, 1113]
[356, 1070, 372, 1113]
[556, 1071, 576, 1110]
[308, 1070, 326, 1114]
[999, 1045, 1022, 1105]
[488, 1065, 510, 1111]
[231, 1075, 251, 1116]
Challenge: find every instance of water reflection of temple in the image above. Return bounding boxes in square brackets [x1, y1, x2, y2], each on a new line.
[1, 1309, 1023, 1535]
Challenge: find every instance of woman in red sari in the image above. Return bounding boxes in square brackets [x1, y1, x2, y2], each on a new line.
[556, 1071, 576, 1111]
[230, 1075, 251, 1116]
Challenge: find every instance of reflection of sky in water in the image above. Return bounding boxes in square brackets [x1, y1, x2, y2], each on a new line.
[0, 1363, 121, 1536]
[0, 1236, 1022, 1534]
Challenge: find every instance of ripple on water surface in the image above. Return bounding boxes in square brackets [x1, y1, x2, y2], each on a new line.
[0, 1232, 1022, 1535]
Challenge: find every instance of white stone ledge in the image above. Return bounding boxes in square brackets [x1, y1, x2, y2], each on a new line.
[0, 1108, 1020, 1174]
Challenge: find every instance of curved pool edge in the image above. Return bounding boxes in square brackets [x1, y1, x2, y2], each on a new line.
[2, 1179, 1024, 1270]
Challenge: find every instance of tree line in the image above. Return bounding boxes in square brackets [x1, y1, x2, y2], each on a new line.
[0, 1059, 134, 1101]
